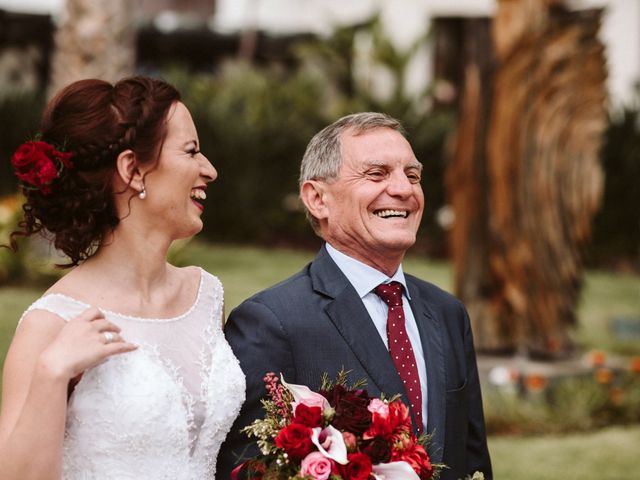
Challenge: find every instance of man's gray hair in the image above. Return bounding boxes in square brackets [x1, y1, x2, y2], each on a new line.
[299, 112, 405, 232]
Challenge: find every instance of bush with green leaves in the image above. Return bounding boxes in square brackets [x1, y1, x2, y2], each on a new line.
[165, 63, 331, 245]
[484, 365, 640, 435]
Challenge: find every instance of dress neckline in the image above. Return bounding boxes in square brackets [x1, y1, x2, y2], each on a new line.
[42, 267, 206, 323]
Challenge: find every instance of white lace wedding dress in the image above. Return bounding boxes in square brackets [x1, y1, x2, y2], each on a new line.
[21, 268, 245, 480]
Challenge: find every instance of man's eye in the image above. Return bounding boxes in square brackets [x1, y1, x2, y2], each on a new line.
[367, 170, 385, 179]
[408, 173, 421, 183]
[188, 149, 201, 157]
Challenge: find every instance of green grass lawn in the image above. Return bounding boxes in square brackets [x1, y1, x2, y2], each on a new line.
[489, 425, 640, 479]
[1, 241, 639, 478]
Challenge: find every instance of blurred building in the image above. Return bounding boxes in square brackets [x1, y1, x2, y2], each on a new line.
[210, 0, 639, 108]
[0, 0, 638, 107]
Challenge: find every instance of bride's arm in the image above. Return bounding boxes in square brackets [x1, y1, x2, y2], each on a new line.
[0, 308, 137, 480]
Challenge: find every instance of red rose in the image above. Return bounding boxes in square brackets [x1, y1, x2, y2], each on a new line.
[11, 141, 74, 194]
[293, 403, 323, 428]
[391, 442, 433, 480]
[274, 423, 314, 460]
[365, 400, 412, 440]
[332, 452, 372, 480]
[322, 385, 372, 435]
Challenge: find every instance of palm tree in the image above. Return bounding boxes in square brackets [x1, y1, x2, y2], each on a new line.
[48, 0, 135, 96]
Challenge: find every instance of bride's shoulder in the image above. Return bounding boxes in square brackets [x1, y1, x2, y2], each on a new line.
[20, 292, 88, 327]
[176, 265, 222, 291]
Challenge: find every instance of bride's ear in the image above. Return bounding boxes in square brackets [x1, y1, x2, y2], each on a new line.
[300, 180, 329, 221]
[115, 149, 145, 192]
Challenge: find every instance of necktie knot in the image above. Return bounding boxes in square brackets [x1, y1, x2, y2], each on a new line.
[374, 281, 403, 307]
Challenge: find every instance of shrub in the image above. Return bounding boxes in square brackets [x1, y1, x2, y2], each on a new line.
[165, 63, 331, 245]
[484, 360, 640, 435]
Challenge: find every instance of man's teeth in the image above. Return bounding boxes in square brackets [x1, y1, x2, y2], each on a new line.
[191, 189, 206, 200]
[375, 209, 408, 218]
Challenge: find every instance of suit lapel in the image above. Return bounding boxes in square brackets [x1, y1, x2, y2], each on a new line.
[407, 278, 446, 464]
[310, 247, 407, 399]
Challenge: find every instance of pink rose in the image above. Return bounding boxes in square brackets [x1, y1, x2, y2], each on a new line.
[300, 451, 334, 480]
[368, 398, 389, 419]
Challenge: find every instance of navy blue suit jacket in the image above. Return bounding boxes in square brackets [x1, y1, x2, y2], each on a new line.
[217, 246, 492, 479]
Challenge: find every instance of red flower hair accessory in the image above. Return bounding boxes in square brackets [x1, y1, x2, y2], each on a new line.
[11, 140, 74, 195]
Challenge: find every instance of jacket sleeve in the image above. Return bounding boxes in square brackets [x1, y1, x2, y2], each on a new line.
[216, 299, 296, 479]
[461, 304, 493, 479]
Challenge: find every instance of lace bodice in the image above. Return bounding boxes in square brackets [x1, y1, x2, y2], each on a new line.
[21, 268, 246, 480]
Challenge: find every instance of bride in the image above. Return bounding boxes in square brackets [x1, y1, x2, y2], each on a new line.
[0, 76, 245, 479]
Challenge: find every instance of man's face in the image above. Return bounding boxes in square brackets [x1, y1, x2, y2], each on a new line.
[320, 127, 424, 268]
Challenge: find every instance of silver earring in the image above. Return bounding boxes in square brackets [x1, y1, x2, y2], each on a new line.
[138, 185, 146, 200]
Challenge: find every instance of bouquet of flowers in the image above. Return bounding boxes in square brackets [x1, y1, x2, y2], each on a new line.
[233, 371, 445, 480]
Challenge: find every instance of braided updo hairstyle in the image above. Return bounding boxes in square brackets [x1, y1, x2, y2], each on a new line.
[11, 76, 181, 266]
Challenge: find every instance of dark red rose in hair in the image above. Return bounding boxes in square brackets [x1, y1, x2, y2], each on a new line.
[332, 452, 372, 480]
[274, 423, 313, 460]
[322, 385, 371, 435]
[11, 141, 74, 194]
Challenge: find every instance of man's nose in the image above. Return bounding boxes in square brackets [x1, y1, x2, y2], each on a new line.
[386, 171, 414, 197]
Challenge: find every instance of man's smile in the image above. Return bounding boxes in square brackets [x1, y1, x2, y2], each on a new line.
[373, 209, 410, 219]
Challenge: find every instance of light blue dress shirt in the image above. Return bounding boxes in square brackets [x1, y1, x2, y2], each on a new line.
[326, 243, 428, 429]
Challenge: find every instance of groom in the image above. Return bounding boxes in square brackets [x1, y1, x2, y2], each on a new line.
[217, 112, 492, 479]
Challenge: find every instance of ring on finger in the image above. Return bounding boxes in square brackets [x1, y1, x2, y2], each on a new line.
[103, 331, 116, 344]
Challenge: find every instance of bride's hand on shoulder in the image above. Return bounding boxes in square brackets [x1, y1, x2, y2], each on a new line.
[39, 307, 138, 381]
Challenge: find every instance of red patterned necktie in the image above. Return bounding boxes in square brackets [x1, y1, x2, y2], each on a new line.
[374, 281, 423, 432]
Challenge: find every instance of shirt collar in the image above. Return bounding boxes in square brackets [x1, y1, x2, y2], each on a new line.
[325, 243, 410, 299]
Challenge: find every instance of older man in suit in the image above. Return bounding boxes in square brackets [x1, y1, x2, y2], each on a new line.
[217, 112, 492, 480]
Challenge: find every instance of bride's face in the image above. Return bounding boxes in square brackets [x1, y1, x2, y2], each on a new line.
[140, 102, 217, 239]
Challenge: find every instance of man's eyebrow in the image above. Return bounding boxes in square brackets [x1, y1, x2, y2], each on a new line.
[362, 159, 423, 171]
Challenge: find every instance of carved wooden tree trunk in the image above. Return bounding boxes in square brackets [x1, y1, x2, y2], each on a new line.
[447, 0, 607, 357]
[48, 0, 135, 96]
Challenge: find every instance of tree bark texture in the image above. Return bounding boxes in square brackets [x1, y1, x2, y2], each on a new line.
[448, 0, 607, 357]
[48, 0, 135, 97]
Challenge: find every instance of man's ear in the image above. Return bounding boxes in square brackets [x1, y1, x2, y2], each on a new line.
[300, 180, 330, 220]
[115, 149, 145, 192]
